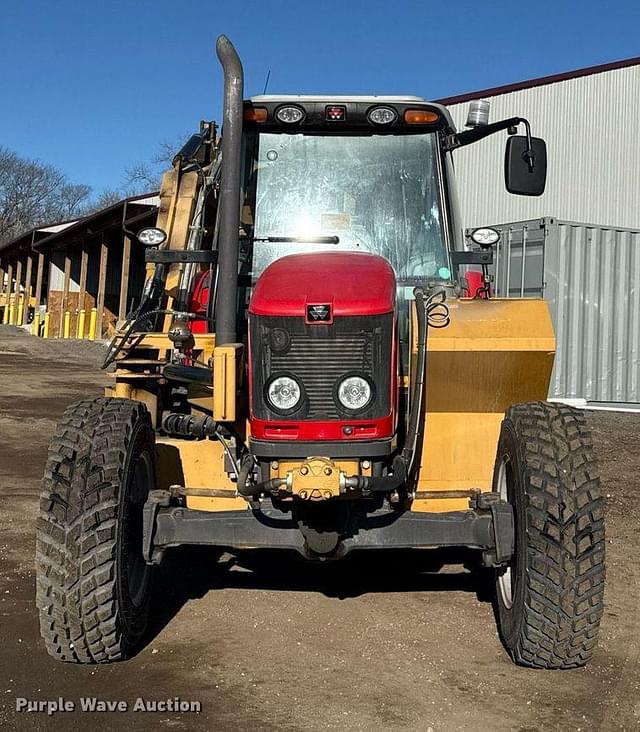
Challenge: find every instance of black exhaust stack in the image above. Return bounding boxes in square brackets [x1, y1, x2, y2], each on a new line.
[214, 35, 244, 346]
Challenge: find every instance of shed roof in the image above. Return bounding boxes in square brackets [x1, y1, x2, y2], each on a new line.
[0, 192, 159, 260]
[0, 218, 79, 258]
[435, 55, 640, 106]
[33, 192, 159, 253]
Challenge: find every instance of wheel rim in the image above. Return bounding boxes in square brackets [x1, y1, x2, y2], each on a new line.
[496, 457, 514, 610]
[125, 450, 152, 608]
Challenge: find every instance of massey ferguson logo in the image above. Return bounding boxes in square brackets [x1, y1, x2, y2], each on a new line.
[307, 304, 331, 322]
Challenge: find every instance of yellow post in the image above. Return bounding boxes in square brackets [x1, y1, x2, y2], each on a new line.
[2, 301, 8, 324]
[77, 309, 86, 339]
[43, 312, 50, 338]
[88, 307, 97, 341]
[63, 311, 71, 339]
[8, 303, 15, 325]
[16, 296, 24, 328]
[32, 311, 41, 337]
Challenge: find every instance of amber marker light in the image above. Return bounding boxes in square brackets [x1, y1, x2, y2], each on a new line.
[244, 107, 268, 122]
[404, 109, 440, 124]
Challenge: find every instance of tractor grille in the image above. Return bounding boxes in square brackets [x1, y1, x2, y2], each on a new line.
[250, 314, 392, 421]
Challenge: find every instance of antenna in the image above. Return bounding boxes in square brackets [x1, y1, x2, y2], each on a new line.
[263, 69, 271, 95]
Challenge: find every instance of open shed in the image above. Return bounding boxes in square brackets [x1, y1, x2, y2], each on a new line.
[0, 193, 158, 338]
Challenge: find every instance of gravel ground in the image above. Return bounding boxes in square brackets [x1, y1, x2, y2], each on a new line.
[0, 325, 638, 731]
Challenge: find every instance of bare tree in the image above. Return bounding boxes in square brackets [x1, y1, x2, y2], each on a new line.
[59, 183, 93, 216]
[83, 187, 125, 214]
[123, 132, 191, 194]
[0, 147, 93, 244]
[0, 132, 194, 246]
[123, 161, 161, 193]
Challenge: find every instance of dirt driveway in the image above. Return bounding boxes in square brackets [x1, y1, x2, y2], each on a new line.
[0, 325, 638, 731]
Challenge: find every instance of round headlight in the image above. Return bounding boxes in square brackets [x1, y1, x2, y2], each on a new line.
[336, 375, 373, 412]
[137, 227, 167, 246]
[266, 375, 302, 412]
[470, 227, 500, 248]
[275, 105, 305, 124]
[368, 106, 397, 125]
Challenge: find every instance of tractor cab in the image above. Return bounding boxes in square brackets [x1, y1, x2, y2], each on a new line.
[238, 95, 454, 287]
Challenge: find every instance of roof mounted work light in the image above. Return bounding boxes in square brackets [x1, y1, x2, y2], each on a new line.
[275, 105, 305, 124]
[368, 106, 397, 125]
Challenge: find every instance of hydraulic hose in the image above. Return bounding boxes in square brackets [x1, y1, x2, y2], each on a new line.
[402, 288, 428, 485]
[102, 308, 173, 369]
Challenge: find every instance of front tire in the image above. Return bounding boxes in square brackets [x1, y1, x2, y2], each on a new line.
[493, 401, 605, 669]
[36, 397, 156, 663]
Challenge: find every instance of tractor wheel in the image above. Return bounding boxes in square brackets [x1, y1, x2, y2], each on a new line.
[36, 397, 156, 663]
[492, 401, 605, 669]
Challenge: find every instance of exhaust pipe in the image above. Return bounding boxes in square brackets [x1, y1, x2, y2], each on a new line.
[214, 35, 244, 346]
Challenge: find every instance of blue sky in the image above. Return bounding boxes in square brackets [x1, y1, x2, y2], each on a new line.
[1, 0, 638, 193]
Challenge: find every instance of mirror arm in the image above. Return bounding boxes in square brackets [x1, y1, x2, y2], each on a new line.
[446, 116, 537, 171]
[445, 116, 531, 152]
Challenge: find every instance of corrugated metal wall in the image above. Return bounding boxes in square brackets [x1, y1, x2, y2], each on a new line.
[446, 64, 640, 230]
[477, 218, 640, 404]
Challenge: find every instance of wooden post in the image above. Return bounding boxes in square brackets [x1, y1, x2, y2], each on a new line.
[34, 253, 44, 307]
[118, 235, 131, 321]
[13, 259, 23, 323]
[14, 259, 22, 303]
[0, 262, 5, 316]
[77, 245, 88, 337]
[59, 254, 71, 337]
[3, 263, 13, 324]
[78, 245, 88, 309]
[22, 255, 33, 325]
[96, 236, 108, 339]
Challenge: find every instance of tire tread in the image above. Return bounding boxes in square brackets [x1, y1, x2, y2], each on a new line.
[503, 401, 605, 669]
[36, 397, 152, 663]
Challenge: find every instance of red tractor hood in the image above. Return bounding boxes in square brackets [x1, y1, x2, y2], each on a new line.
[249, 251, 396, 318]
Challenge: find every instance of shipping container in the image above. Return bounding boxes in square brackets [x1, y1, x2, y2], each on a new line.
[465, 218, 640, 406]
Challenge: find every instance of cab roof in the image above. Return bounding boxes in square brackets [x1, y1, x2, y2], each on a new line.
[248, 95, 456, 132]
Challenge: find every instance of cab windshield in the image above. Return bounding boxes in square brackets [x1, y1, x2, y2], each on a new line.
[241, 132, 450, 284]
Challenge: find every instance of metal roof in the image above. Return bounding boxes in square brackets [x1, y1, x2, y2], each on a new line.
[33, 191, 159, 253]
[126, 194, 160, 207]
[38, 221, 79, 234]
[436, 55, 640, 106]
[0, 192, 160, 258]
[0, 217, 81, 256]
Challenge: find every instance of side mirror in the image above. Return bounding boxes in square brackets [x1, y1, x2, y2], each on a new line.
[504, 136, 547, 196]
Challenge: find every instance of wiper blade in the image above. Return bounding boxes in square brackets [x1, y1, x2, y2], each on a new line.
[249, 235, 340, 245]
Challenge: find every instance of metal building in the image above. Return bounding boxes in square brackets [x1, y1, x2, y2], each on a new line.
[438, 57, 640, 231]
